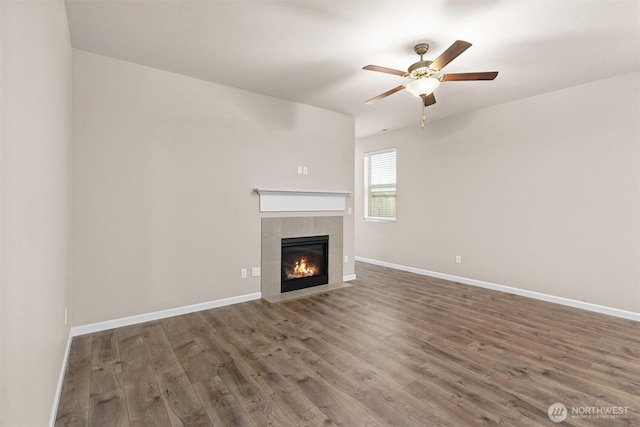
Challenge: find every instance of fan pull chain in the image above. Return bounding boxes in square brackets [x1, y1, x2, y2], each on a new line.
[421, 103, 426, 129]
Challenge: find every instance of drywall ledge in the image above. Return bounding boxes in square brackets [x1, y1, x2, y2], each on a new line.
[254, 188, 351, 212]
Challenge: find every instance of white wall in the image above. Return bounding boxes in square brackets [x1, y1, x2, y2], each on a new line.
[0, 0, 72, 425]
[72, 50, 355, 326]
[356, 72, 640, 313]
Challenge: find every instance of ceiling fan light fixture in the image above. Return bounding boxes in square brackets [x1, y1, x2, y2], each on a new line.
[405, 77, 440, 97]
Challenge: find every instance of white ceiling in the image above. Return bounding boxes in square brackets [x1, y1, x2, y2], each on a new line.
[64, 0, 640, 138]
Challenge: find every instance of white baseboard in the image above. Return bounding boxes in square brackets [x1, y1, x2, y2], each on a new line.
[50, 331, 73, 427]
[343, 274, 357, 281]
[70, 291, 262, 337]
[355, 256, 640, 322]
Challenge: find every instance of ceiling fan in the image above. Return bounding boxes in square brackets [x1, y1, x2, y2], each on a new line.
[363, 40, 498, 127]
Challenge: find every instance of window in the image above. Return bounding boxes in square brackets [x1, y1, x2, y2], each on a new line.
[364, 148, 396, 221]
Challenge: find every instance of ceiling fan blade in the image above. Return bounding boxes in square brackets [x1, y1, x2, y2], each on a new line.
[440, 71, 499, 81]
[421, 92, 436, 107]
[364, 85, 406, 105]
[430, 40, 472, 71]
[363, 65, 409, 77]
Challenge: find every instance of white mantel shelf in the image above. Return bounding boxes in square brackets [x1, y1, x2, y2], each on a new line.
[254, 188, 351, 212]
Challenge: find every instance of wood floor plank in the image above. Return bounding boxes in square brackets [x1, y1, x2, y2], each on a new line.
[213, 309, 336, 425]
[122, 364, 172, 426]
[265, 352, 382, 427]
[88, 365, 129, 427]
[56, 262, 640, 426]
[117, 325, 173, 426]
[143, 324, 212, 426]
[88, 331, 129, 427]
[216, 356, 295, 426]
[192, 376, 256, 427]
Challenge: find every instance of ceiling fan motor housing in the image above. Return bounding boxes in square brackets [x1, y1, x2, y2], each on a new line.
[408, 60, 434, 79]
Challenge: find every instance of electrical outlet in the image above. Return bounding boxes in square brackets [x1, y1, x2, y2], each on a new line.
[241, 268, 248, 279]
[344, 255, 349, 263]
[455, 255, 462, 264]
[252, 267, 261, 277]
[347, 207, 352, 215]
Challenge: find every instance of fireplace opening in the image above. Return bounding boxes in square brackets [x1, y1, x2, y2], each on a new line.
[281, 235, 329, 293]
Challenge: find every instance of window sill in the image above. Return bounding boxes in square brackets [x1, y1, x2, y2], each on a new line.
[364, 218, 396, 223]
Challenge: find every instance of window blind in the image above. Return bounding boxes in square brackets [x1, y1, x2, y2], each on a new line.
[364, 148, 396, 220]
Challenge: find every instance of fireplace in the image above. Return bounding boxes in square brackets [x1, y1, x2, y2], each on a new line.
[261, 217, 342, 298]
[281, 235, 329, 293]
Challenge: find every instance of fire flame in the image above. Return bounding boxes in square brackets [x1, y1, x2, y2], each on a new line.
[289, 257, 317, 278]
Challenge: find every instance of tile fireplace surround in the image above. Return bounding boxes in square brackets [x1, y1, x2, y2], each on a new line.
[261, 216, 343, 298]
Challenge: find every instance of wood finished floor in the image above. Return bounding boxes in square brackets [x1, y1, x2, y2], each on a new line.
[56, 262, 640, 426]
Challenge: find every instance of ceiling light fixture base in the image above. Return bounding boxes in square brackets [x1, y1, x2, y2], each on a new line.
[413, 42, 429, 56]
